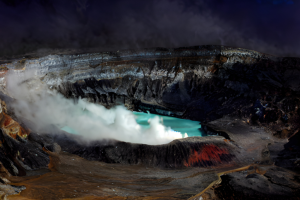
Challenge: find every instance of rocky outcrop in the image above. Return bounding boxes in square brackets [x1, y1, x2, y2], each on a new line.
[0, 98, 54, 176]
[50, 131, 236, 168]
[275, 130, 300, 172]
[213, 166, 300, 200]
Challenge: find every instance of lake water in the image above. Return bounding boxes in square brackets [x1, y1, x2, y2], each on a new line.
[133, 112, 202, 138]
[61, 111, 203, 138]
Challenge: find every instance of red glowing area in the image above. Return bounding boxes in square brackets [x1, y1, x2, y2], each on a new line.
[184, 144, 230, 167]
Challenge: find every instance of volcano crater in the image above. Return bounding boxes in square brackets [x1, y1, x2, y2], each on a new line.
[0, 45, 299, 199]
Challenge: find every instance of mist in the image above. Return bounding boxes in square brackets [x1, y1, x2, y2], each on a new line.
[6, 70, 182, 145]
[0, 0, 299, 58]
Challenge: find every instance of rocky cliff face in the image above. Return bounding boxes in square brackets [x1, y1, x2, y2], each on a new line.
[1, 45, 299, 130]
[0, 99, 53, 177]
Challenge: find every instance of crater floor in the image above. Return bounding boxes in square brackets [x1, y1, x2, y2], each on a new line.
[6, 117, 299, 200]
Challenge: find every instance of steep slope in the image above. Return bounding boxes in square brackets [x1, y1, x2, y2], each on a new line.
[1, 45, 298, 125]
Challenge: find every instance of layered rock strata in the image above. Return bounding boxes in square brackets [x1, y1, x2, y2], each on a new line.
[0, 46, 299, 130]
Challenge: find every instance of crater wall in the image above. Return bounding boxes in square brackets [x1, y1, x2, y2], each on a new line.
[1, 45, 299, 126]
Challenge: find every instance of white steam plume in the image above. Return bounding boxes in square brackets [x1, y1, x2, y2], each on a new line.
[6, 70, 182, 145]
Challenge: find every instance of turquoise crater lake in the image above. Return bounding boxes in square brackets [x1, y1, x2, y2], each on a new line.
[133, 112, 203, 138]
[61, 111, 203, 138]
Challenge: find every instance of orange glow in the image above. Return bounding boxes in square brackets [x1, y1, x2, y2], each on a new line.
[184, 144, 230, 167]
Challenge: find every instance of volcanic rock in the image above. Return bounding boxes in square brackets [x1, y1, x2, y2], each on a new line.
[0, 99, 51, 176]
[275, 130, 300, 172]
[50, 131, 237, 168]
[214, 166, 300, 200]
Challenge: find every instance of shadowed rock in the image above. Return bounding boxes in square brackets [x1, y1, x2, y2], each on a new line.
[214, 166, 300, 200]
[50, 131, 236, 168]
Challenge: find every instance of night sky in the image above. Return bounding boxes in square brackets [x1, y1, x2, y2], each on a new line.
[0, 0, 299, 57]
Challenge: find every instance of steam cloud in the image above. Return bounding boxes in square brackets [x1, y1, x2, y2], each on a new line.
[6, 70, 182, 145]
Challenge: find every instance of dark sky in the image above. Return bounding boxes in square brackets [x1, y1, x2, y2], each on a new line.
[0, 0, 299, 57]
